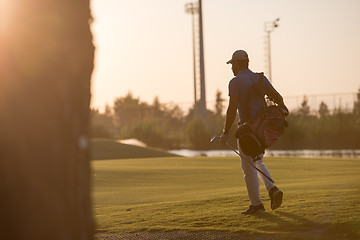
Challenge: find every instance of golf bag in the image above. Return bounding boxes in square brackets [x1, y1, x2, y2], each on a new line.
[235, 73, 288, 160]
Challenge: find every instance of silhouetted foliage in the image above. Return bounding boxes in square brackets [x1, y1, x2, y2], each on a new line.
[272, 109, 360, 150]
[318, 101, 330, 118]
[298, 95, 310, 117]
[91, 107, 114, 138]
[186, 116, 211, 149]
[215, 89, 225, 117]
[113, 92, 143, 128]
[108, 93, 186, 149]
[92, 91, 360, 150]
[353, 88, 360, 115]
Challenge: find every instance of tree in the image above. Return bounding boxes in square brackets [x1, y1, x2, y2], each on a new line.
[113, 92, 143, 128]
[186, 116, 211, 149]
[298, 95, 310, 117]
[104, 104, 113, 115]
[0, 1, 94, 239]
[91, 108, 114, 138]
[318, 101, 329, 118]
[353, 88, 360, 115]
[215, 89, 225, 117]
[151, 96, 164, 118]
[164, 102, 184, 121]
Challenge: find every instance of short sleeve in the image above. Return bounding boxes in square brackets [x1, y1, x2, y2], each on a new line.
[228, 78, 238, 96]
[262, 75, 273, 91]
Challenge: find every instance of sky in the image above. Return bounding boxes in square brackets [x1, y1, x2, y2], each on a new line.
[90, 0, 360, 112]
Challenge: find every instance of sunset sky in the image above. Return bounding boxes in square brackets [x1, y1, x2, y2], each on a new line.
[90, 0, 360, 112]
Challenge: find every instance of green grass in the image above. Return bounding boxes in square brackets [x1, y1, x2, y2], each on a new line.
[92, 157, 360, 239]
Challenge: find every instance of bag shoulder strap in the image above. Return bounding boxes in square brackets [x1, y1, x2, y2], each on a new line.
[254, 73, 266, 96]
[244, 73, 266, 121]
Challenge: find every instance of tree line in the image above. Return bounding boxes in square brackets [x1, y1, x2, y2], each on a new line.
[91, 89, 360, 150]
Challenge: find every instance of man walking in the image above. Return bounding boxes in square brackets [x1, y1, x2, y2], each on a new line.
[220, 50, 288, 214]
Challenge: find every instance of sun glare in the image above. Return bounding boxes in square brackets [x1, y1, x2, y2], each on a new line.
[0, 0, 14, 36]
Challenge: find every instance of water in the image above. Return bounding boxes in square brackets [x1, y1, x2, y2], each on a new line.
[169, 149, 360, 158]
[117, 139, 360, 158]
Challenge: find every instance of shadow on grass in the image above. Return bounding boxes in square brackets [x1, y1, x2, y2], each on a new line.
[275, 211, 316, 228]
[250, 210, 316, 230]
[252, 211, 359, 239]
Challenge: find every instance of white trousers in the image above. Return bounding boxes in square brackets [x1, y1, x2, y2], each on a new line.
[238, 141, 275, 206]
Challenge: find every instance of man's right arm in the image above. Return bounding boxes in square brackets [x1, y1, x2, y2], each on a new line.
[219, 95, 238, 144]
[223, 95, 238, 134]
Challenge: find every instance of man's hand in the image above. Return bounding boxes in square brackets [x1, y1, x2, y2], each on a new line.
[279, 105, 289, 117]
[219, 133, 228, 145]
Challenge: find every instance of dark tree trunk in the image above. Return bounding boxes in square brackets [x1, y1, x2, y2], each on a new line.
[0, 1, 94, 239]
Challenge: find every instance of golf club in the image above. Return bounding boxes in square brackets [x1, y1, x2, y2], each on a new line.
[210, 135, 275, 183]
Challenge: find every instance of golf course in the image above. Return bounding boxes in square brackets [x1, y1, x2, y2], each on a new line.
[92, 140, 360, 239]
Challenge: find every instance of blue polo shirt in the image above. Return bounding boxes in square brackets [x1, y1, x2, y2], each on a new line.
[228, 69, 272, 122]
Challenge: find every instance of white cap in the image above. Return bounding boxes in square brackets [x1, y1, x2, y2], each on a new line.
[226, 50, 249, 64]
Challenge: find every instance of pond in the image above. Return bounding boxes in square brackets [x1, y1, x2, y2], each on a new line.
[168, 149, 360, 158]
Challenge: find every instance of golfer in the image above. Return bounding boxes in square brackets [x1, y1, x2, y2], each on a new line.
[220, 50, 287, 214]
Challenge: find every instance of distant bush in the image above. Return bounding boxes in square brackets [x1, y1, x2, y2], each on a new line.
[91, 91, 360, 150]
[272, 112, 360, 150]
[91, 125, 113, 139]
[120, 118, 182, 149]
[186, 116, 212, 149]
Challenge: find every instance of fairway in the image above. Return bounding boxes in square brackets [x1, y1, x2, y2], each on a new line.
[92, 157, 360, 239]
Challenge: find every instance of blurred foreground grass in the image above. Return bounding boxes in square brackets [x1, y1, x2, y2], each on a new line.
[92, 156, 360, 239]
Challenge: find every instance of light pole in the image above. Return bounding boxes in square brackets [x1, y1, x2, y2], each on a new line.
[185, 2, 198, 113]
[185, 0, 207, 121]
[264, 18, 280, 83]
[198, 0, 207, 122]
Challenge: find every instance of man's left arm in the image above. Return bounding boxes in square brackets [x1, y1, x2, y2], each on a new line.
[262, 76, 289, 115]
[266, 86, 289, 115]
